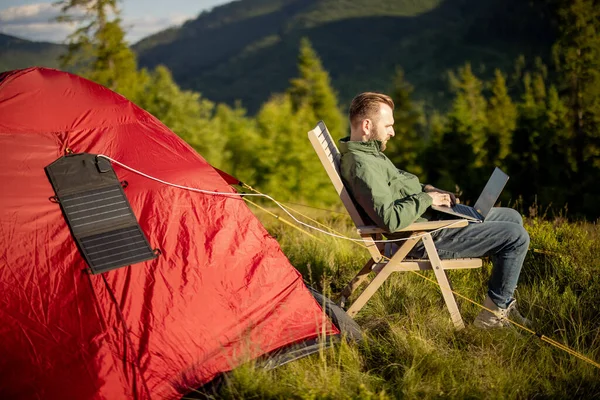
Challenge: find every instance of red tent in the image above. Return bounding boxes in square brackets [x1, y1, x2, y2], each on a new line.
[0, 67, 341, 399]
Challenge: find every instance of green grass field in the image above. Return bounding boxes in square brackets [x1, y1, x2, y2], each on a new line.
[193, 203, 600, 399]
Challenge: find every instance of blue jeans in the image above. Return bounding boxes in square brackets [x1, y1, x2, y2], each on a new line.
[407, 208, 529, 309]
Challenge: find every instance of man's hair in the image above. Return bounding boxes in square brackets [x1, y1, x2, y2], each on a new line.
[348, 92, 394, 127]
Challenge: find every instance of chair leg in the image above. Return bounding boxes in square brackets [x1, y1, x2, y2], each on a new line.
[346, 235, 420, 318]
[421, 234, 465, 330]
[346, 263, 394, 317]
[339, 258, 376, 307]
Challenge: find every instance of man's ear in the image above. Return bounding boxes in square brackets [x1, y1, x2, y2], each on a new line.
[361, 118, 371, 136]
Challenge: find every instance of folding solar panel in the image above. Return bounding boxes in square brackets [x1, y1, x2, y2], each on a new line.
[45, 153, 156, 274]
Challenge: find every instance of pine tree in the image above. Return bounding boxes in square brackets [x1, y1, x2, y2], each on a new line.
[545, 86, 573, 172]
[57, 0, 229, 169]
[254, 94, 337, 204]
[385, 67, 425, 176]
[510, 54, 527, 93]
[56, 0, 140, 98]
[552, 0, 600, 216]
[288, 38, 345, 139]
[435, 64, 488, 199]
[552, 0, 600, 168]
[538, 85, 572, 207]
[214, 103, 262, 183]
[509, 71, 547, 207]
[447, 64, 488, 169]
[421, 111, 453, 191]
[532, 57, 548, 105]
[135, 66, 221, 164]
[486, 70, 517, 169]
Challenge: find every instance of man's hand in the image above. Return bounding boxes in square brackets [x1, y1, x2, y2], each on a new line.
[423, 185, 460, 206]
[426, 192, 452, 207]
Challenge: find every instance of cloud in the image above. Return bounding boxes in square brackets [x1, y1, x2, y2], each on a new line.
[0, 3, 60, 24]
[0, 3, 187, 43]
[0, 3, 71, 42]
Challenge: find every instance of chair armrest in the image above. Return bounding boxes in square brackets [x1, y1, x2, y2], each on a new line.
[398, 220, 469, 231]
[356, 225, 386, 235]
[357, 220, 468, 235]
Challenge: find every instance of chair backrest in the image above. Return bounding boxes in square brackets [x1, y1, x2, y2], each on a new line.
[308, 121, 368, 226]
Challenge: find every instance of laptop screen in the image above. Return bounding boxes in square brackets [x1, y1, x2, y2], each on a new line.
[473, 168, 509, 218]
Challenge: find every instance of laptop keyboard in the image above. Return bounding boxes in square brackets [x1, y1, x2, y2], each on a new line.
[452, 203, 482, 219]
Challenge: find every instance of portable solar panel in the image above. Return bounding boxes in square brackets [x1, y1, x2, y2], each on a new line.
[46, 153, 157, 274]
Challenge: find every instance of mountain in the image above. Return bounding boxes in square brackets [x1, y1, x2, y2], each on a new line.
[134, 0, 555, 113]
[0, 34, 66, 72]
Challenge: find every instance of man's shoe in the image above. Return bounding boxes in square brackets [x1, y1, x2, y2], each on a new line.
[474, 296, 532, 329]
[473, 295, 511, 329]
[505, 298, 532, 328]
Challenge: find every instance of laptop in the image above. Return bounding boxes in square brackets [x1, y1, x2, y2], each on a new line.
[430, 167, 509, 222]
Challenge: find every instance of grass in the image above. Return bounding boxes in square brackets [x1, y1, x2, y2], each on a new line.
[193, 203, 600, 399]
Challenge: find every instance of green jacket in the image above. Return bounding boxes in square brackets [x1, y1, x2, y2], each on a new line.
[339, 137, 433, 232]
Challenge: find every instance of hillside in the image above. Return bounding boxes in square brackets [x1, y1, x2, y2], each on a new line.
[204, 206, 600, 398]
[134, 0, 555, 113]
[0, 34, 65, 72]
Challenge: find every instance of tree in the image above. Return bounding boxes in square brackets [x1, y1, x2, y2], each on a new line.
[214, 102, 262, 183]
[421, 111, 451, 190]
[253, 94, 337, 204]
[135, 66, 222, 165]
[510, 54, 527, 94]
[486, 69, 517, 169]
[552, 0, 600, 216]
[56, 0, 231, 170]
[56, 0, 141, 99]
[509, 72, 546, 205]
[553, 0, 600, 168]
[538, 85, 572, 207]
[288, 38, 345, 139]
[385, 67, 425, 176]
[532, 57, 548, 105]
[447, 64, 488, 168]
[431, 64, 488, 199]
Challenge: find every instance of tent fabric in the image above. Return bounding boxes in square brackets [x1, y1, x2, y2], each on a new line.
[0, 67, 339, 399]
[214, 167, 241, 185]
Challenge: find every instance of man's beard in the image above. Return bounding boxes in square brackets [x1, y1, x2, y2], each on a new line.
[369, 125, 387, 151]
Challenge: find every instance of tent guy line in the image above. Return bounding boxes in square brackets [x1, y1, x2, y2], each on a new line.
[98, 154, 465, 244]
[249, 181, 600, 372]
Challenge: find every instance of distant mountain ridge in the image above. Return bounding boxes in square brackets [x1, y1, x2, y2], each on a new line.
[0, 33, 66, 72]
[1, 0, 555, 113]
[134, 0, 555, 113]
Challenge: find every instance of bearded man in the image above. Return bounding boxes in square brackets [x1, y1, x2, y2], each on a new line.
[338, 92, 530, 328]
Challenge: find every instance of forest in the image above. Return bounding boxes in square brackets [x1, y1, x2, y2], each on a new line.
[51, 0, 600, 221]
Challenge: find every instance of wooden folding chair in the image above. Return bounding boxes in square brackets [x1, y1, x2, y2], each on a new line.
[308, 121, 482, 329]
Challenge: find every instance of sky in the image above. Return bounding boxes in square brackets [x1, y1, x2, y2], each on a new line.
[0, 0, 231, 44]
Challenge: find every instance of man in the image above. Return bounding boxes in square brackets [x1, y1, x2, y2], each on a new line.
[339, 92, 530, 329]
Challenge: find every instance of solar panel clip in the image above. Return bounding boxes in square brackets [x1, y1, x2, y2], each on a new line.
[95, 156, 112, 173]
